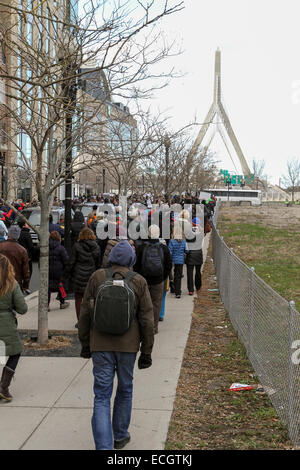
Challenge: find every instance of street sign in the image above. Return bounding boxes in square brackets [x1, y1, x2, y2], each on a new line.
[220, 169, 254, 185]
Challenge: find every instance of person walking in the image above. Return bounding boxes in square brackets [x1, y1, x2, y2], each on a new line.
[66, 228, 101, 325]
[0, 225, 30, 294]
[0, 254, 28, 401]
[18, 221, 34, 279]
[48, 231, 69, 310]
[185, 218, 203, 296]
[78, 240, 154, 450]
[49, 214, 64, 237]
[70, 211, 85, 247]
[0, 218, 7, 241]
[134, 225, 172, 334]
[168, 229, 189, 299]
[0, 225, 6, 243]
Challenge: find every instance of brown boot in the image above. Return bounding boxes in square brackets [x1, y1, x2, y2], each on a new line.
[0, 366, 15, 402]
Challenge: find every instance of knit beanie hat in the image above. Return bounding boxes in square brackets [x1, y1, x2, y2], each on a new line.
[108, 240, 136, 267]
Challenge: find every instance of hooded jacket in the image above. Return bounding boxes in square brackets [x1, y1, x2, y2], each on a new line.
[66, 239, 101, 293]
[78, 251, 154, 354]
[48, 239, 69, 291]
[70, 211, 85, 245]
[0, 281, 28, 356]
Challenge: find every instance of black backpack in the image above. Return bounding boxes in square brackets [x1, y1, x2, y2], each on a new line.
[93, 268, 136, 335]
[140, 241, 164, 278]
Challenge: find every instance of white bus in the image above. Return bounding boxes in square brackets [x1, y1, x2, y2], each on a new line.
[204, 188, 262, 206]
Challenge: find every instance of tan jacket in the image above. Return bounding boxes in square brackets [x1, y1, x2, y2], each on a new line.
[78, 265, 154, 355]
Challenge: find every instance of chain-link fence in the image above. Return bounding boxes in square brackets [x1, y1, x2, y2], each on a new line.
[212, 203, 300, 447]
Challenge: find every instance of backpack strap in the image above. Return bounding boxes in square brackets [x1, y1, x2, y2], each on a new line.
[124, 270, 137, 283]
[105, 267, 114, 280]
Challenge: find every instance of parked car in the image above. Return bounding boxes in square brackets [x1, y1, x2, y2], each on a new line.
[16, 206, 74, 258]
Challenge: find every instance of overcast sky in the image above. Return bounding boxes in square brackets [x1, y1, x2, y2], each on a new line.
[150, 0, 300, 185]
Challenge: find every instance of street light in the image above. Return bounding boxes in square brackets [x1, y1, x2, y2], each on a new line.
[164, 134, 171, 203]
[57, 16, 78, 256]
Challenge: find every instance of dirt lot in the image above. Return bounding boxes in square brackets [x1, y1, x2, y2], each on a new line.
[165, 204, 295, 450]
[219, 202, 300, 230]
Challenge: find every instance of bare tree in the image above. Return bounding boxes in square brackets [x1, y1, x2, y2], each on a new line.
[101, 105, 168, 196]
[282, 158, 300, 202]
[0, 0, 184, 344]
[141, 129, 219, 198]
[251, 158, 268, 189]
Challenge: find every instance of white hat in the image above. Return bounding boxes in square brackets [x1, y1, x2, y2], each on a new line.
[148, 224, 160, 239]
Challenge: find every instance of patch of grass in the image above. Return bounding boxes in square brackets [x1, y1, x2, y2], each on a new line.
[165, 440, 187, 450]
[218, 217, 300, 311]
[166, 242, 293, 450]
[252, 407, 278, 419]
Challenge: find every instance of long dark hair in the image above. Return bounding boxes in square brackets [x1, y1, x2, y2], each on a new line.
[0, 254, 15, 297]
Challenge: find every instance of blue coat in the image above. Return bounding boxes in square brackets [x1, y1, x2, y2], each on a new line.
[168, 239, 189, 265]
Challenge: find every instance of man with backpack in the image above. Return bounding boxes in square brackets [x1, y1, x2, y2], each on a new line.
[78, 240, 154, 450]
[134, 224, 172, 334]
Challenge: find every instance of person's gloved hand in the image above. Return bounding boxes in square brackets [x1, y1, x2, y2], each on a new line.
[80, 347, 91, 359]
[138, 353, 152, 369]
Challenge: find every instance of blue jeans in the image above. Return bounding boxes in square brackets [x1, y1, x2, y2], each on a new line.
[91, 351, 137, 450]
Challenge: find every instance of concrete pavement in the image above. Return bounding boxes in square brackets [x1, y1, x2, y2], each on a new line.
[0, 234, 210, 450]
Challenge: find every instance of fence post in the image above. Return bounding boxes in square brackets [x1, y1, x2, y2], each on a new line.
[228, 248, 234, 315]
[219, 236, 224, 299]
[288, 301, 295, 442]
[249, 267, 255, 362]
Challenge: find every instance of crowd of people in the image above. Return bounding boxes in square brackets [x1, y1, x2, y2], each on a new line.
[0, 192, 216, 450]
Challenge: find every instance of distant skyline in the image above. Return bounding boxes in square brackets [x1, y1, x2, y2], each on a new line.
[149, 0, 300, 186]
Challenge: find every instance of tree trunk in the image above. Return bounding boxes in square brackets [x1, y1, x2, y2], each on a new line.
[37, 197, 50, 345]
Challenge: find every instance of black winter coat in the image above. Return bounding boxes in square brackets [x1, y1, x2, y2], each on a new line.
[185, 230, 203, 266]
[49, 239, 69, 291]
[70, 212, 85, 245]
[66, 239, 101, 293]
[134, 239, 172, 285]
[19, 227, 34, 260]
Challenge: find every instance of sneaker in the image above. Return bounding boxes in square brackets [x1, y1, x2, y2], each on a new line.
[189, 292, 194, 296]
[114, 432, 131, 450]
[60, 302, 70, 309]
[176, 295, 181, 299]
[159, 317, 164, 322]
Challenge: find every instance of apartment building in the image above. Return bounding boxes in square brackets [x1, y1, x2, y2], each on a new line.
[73, 64, 138, 196]
[2, 0, 79, 201]
[3, 1, 137, 201]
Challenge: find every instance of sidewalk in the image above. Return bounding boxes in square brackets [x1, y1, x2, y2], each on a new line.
[0, 235, 210, 450]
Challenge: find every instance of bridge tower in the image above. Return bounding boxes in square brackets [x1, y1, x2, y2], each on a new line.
[189, 49, 251, 176]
